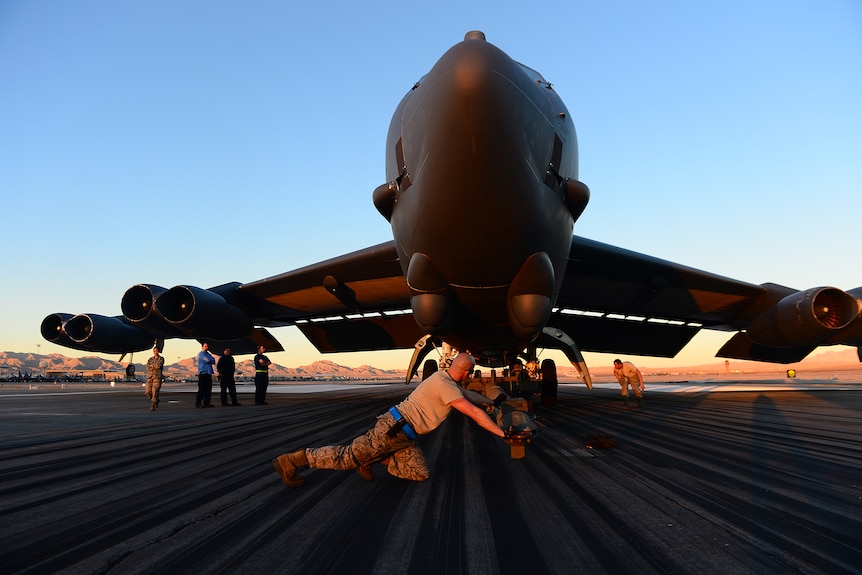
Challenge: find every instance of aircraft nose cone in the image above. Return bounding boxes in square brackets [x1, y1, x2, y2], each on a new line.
[403, 36, 529, 187]
[437, 34, 513, 100]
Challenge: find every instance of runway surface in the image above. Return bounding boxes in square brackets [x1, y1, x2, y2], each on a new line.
[0, 382, 860, 574]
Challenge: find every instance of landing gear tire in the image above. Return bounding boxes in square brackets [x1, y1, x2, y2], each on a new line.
[541, 359, 558, 407]
[517, 370, 533, 401]
[422, 359, 438, 381]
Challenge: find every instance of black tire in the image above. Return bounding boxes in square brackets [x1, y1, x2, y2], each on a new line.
[540, 359, 558, 407]
[125, 364, 135, 378]
[422, 359, 438, 381]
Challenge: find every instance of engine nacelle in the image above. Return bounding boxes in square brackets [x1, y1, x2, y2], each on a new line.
[824, 286, 862, 346]
[121, 284, 186, 337]
[61, 313, 156, 353]
[156, 285, 254, 340]
[39, 313, 89, 350]
[747, 287, 857, 347]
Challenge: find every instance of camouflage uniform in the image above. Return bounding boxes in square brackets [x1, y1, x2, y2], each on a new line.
[613, 360, 644, 409]
[146, 354, 164, 406]
[614, 362, 644, 399]
[305, 369, 466, 481]
[306, 411, 430, 481]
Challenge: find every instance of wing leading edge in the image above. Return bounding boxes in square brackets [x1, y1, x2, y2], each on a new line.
[551, 236, 862, 363]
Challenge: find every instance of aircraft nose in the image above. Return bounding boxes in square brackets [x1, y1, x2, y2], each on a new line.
[400, 33, 555, 214]
[434, 33, 514, 102]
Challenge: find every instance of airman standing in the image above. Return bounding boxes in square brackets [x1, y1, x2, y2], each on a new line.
[145, 346, 165, 411]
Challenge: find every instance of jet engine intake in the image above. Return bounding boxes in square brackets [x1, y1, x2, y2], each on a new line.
[39, 312, 98, 351]
[41, 313, 74, 344]
[823, 286, 862, 347]
[156, 285, 254, 340]
[121, 284, 186, 337]
[62, 313, 156, 353]
[746, 287, 857, 347]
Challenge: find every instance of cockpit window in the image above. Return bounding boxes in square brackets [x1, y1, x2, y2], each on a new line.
[516, 62, 549, 86]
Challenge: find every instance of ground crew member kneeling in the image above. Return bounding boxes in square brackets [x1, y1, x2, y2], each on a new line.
[613, 358, 645, 410]
[272, 353, 506, 486]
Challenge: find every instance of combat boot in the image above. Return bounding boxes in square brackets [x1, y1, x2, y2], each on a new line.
[358, 456, 392, 481]
[622, 397, 629, 411]
[357, 464, 374, 481]
[637, 396, 643, 409]
[273, 449, 308, 487]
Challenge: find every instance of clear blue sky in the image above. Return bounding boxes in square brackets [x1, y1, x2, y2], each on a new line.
[2, 0, 860, 370]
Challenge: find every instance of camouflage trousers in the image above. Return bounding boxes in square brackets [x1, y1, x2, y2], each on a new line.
[618, 377, 643, 398]
[146, 377, 162, 403]
[306, 411, 430, 481]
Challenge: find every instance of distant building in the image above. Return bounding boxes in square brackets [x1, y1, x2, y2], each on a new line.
[45, 369, 125, 381]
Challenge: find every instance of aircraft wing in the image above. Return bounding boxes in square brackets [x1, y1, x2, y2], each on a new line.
[551, 236, 859, 363]
[42, 234, 859, 364]
[241, 234, 858, 364]
[239, 241, 425, 353]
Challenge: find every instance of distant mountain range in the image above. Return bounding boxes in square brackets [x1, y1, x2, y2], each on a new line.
[0, 351, 406, 381]
[2, 348, 859, 383]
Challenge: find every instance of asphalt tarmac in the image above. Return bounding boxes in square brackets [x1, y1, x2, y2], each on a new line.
[0, 381, 860, 574]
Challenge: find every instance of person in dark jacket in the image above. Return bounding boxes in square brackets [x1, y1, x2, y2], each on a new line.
[217, 348, 240, 406]
[253, 345, 271, 405]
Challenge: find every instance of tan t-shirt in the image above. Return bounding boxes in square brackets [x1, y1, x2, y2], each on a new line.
[395, 370, 465, 435]
[614, 362, 641, 385]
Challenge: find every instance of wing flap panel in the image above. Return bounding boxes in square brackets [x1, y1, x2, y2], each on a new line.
[716, 332, 815, 364]
[550, 313, 700, 357]
[202, 328, 285, 355]
[297, 315, 425, 353]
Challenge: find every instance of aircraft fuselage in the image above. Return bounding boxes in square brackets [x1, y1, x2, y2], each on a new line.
[377, 31, 588, 366]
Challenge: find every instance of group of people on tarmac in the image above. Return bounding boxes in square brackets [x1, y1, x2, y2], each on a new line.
[144, 343, 272, 410]
[148, 342, 645, 488]
[272, 352, 647, 488]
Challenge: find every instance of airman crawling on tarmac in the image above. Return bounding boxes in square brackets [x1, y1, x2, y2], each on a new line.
[272, 353, 509, 486]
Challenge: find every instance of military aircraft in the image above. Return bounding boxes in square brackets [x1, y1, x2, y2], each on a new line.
[41, 31, 862, 400]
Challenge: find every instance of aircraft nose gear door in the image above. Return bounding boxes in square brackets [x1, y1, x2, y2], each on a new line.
[538, 327, 593, 389]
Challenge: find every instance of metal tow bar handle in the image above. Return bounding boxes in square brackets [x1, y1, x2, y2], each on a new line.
[503, 426, 535, 459]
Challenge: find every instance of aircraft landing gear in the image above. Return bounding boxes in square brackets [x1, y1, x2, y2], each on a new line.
[540, 359, 558, 406]
[422, 359, 438, 381]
